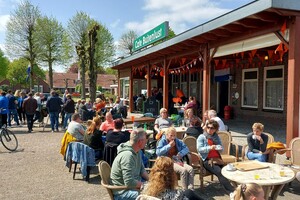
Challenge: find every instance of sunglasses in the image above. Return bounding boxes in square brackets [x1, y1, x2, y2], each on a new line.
[207, 126, 216, 130]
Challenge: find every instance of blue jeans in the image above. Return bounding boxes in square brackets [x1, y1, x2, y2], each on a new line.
[114, 190, 139, 200]
[49, 112, 59, 131]
[63, 112, 73, 129]
[8, 109, 19, 126]
[247, 152, 267, 162]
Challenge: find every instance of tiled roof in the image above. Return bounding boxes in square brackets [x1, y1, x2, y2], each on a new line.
[46, 72, 116, 89]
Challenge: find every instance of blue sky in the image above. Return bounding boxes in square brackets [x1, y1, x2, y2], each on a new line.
[0, 0, 253, 70]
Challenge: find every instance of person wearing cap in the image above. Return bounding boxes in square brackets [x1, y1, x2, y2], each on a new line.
[46, 90, 63, 132]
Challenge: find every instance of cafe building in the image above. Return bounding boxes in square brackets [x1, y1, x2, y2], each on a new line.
[111, 0, 300, 144]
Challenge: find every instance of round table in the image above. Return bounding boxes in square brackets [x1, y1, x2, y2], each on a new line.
[221, 161, 295, 199]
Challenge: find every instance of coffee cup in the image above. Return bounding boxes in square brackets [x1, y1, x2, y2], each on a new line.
[227, 163, 234, 170]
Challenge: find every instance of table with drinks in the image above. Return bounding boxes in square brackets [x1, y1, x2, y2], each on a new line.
[221, 160, 295, 200]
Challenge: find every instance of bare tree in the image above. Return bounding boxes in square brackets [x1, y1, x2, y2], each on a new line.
[5, 0, 41, 92]
[118, 30, 138, 56]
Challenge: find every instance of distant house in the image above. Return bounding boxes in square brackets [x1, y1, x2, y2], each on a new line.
[0, 77, 50, 93]
[46, 72, 117, 94]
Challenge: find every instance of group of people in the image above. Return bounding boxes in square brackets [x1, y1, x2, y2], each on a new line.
[104, 106, 278, 200]
[0, 89, 46, 133]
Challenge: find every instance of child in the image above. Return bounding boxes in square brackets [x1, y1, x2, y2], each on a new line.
[231, 183, 264, 200]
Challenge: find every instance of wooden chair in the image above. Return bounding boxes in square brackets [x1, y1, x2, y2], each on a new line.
[273, 137, 300, 171]
[98, 160, 129, 200]
[241, 132, 274, 162]
[182, 136, 213, 189]
[217, 131, 239, 164]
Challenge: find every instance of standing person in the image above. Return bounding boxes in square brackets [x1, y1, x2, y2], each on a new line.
[33, 92, 42, 124]
[61, 89, 69, 126]
[46, 90, 63, 132]
[0, 91, 8, 127]
[246, 123, 270, 162]
[141, 156, 203, 200]
[100, 112, 115, 133]
[83, 116, 104, 160]
[17, 91, 27, 125]
[156, 127, 194, 190]
[231, 183, 265, 200]
[110, 129, 149, 200]
[22, 93, 38, 133]
[197, 119, 234, 193]
[154, 108, 173, 140]
[208, 109, 226, 131]
[63, 94, 75, 130]
[6, 90, 20, 128]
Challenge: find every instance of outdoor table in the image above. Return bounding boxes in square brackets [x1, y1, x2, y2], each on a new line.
[221, 160, 295, 200]
[123, 117, 156, 125]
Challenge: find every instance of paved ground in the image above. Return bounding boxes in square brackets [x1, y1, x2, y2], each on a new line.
[0, 116, 299, 200]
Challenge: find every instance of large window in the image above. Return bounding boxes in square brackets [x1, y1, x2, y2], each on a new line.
[190, 73, 198, 98]
[242, 69, 258, 108]
[263, 65, 284, 110]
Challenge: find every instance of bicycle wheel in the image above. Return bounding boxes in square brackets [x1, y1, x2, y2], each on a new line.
[0, 128, 18, 151]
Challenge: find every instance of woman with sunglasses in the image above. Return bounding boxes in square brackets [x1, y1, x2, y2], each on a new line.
[197, 119, 234, 193]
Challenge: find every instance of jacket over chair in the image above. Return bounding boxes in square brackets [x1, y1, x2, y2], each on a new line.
[65, 142, 96, 181]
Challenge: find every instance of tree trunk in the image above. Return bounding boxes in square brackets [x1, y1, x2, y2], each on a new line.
[49, 61, 53, 90]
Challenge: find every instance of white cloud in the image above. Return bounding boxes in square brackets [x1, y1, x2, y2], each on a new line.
[125, 0, 231, 35]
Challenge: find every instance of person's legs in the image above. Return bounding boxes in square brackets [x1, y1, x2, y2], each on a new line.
[25, 114, 32, 132]
[7, 109, 12, 126]
[12, 109, 20, 125]
[173, 162, 189, 189]
[28, 114, 34, 131]
[247, 152, 267, 162]
[203, 160, 234, 192]
[54, 112, 59, 131]
[63, 113, 69, 129]
[114, 190, 139, 200]
[17, 108, 22, 123]
[49, 112, 55, 131]
[183, 163, 194, 189]
[184, 189, 204, 200]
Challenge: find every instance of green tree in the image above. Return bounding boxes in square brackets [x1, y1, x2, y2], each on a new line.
[5, 0, 41, 91]
[35, 16, 70, 89]
[0, 49, 9, 80]
[7, 58, 45, 88]
[118, 30, 138, 56]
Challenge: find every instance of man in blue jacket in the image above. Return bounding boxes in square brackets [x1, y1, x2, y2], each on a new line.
[6, 90, 20, 128]
[46, 90, 63, 132]
[0, 91, 8, 127]
[156, 127, 194, 190]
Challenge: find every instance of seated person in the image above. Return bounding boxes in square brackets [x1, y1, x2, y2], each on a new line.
[110, 129, 149, 200]
[95, 98, 106, 114]
[183, 108, 200, 127]
[207, 109, 226, 131]
[197, 119, 234, 193]
[106, 118, 130, 145]
[185, 116, 203, 138]
[141, 156, 203, 200]
[154, 108, 173, 140]
[231, 183, 264, 200]
[67, 113, 85, 141]
[100, 112, 115, 133]
[246, 122, 270, 162]
[156, 127, 194, 190]
[83, 116, 104, 160]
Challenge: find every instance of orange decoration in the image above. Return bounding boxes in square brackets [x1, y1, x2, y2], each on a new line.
[281, 20, 287, 35]
[173, 97, 182, 103]
[214, 59, 219, 67]
[160, 70, 164, 77]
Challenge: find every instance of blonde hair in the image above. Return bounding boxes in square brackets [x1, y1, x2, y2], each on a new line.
[160, 108, 167, 114]
[165, 127, 176, 136]
[252, 123, 264, 131]
[143, 156, 176, 197]
[234, 183, 263, 200]
[14, 90, 20, 97]
[184, 108, 193, 118]
[86, 116, 101, 135]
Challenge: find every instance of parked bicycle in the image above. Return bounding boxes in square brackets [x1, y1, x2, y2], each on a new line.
[0, 124, 18, 151]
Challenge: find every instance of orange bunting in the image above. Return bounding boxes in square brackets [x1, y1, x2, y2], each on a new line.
[222, 59, 227, 67]
[275, 43, 283, 54]
[251, 49, 257, 58]
[281, 20, 287, 35]
[160, 70, 164, 77]
[241, 52, 245, 59]
[267, 50, 274, 59]
[214, 59, 219, 67]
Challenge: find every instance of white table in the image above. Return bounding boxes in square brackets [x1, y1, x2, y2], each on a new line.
[221, 160, 295, 200]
